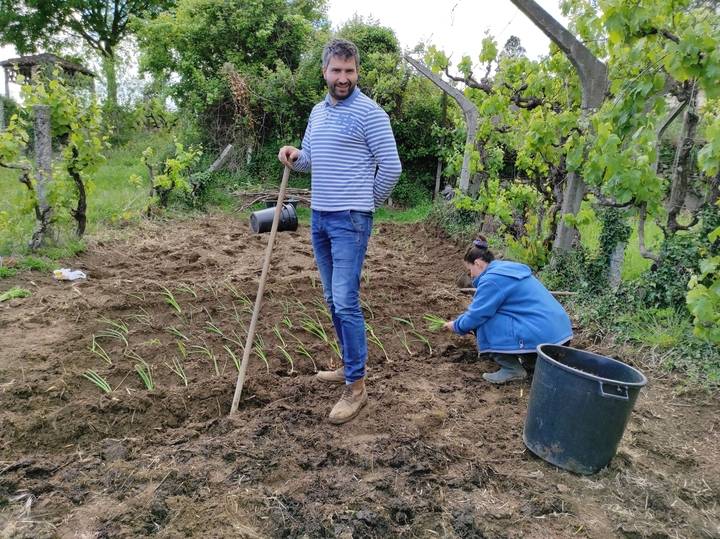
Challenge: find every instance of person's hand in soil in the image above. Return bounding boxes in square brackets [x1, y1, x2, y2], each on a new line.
[278, 145, 299, 167]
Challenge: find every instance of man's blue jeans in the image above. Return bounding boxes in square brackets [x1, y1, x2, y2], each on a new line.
[311, 210, 372, 384]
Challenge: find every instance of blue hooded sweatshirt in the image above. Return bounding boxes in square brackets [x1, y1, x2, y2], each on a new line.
[452, 260, 573, 354]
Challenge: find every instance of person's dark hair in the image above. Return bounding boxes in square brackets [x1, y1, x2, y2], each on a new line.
[463, 235, 495, 264]
[322, 38, 360, 69]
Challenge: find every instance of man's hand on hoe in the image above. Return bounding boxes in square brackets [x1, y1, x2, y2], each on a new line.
[278, 146, 299, 167]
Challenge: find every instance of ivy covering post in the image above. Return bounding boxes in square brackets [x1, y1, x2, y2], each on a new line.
[404, 55, 479, 193]
[508, 0, 608, 252]
[29, 104, 52, 249]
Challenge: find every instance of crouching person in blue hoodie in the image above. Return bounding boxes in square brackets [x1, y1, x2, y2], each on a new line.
[443, 236, 573, 384]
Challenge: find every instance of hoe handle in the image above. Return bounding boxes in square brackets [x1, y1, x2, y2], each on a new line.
[230, 165, 291, 415]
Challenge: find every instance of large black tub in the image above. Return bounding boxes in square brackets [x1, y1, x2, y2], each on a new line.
[250, 203, 298, 234]
[523, 344, 647, 475]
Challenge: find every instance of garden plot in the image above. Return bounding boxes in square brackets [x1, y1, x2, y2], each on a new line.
[0, 214, 718, 538]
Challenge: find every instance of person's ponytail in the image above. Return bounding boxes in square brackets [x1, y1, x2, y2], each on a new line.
[463, 235, 495, 264]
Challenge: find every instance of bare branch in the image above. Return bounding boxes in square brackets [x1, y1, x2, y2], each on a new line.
[588, 186, 634, 208]
[0, 162, 31, 172]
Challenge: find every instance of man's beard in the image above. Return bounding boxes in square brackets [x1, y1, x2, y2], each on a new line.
[328, 80, 356, 101]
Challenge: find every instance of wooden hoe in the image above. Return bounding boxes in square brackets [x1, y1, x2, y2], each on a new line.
[230, 165, 291, 415]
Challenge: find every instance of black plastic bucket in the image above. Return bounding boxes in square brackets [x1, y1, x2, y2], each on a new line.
[523, 344, 647, 475]
[250, 204, 298, 234]
[266, 198, 298, 208]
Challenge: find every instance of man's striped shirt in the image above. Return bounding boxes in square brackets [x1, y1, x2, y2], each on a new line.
[292, 87, 402, 211]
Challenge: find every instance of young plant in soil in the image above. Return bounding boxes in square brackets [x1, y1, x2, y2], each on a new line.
[205, 321, 224, 337]
[124, 291, 146, 302]
[82, 370, 113, 394]
[291, 298, 308, 312]
[167, 326, 189, 341]
[202, 306, 215, 323]
[160, 285, 183, 315]
[291, 337, 317, 372]
[361, 299, 375, 319]
[96, 317, 129, 349]
[224, 345, 242, 373]
[176, 283, 198, 298]
[366, 323, 389, 362]
[165, 357, 188, 386]
[272, 324, 287, 347]
[277, 346, 295, 374]
[411, 330, 432, 354]
[393, 316, 433, 354]
[189, 343, 219, 376]
[134, 360, 155, 390]
[253, 334, 270, 373]
[301, 314, 341, 359]
[224, 329, 246, 349]
[90, 336, 113, 365]
[126, 307, 153, 327]
[397, 330, 414, 356]
[392, 317, 415, 355]
[226, 284, 253, 313]
[312, 299, 332, 321]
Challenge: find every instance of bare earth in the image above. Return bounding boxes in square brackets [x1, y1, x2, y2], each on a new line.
[1, 213, 718, 538]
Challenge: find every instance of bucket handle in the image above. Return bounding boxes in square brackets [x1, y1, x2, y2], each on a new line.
[598, 381, 629, 400]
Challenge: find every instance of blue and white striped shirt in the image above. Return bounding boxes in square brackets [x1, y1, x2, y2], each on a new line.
[292, 87, 402, 211]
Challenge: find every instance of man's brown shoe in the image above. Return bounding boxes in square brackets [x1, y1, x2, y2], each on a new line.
[328, 379, 367, 424]
[316, 366, 345, 383]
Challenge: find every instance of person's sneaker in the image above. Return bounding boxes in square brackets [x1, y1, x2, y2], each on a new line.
[329, 380, 367, 424]
[482, 367, 527, 384]
[316, 367, 345, 383]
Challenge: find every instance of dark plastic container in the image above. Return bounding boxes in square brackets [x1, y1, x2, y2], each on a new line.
[523, 344, 647, 475]
[266, 198, 299, 208]
[250, 203, 298, 234]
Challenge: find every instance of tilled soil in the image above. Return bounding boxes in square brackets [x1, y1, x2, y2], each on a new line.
[0, 213, 718, 538]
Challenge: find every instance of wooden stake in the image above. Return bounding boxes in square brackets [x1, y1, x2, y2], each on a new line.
[230, 165, 291, 415]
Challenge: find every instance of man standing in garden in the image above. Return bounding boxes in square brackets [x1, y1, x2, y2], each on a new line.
[278, 38, 402, 424]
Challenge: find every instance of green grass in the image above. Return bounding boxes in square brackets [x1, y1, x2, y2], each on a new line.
[616, 307, 692, 348]
[576, 202, 664, 281]
[0, 129, 174, 257]
[0, 286, 31, 302]
[375, 201, 432, 224]
[0, 267, 17, 278]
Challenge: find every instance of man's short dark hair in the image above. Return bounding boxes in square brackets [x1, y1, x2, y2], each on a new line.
[322, 38, 360, 69]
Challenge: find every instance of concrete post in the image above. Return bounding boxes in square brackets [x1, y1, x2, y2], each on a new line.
[29, 105, 53, 249]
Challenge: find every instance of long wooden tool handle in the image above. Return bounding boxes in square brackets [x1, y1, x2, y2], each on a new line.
[230, 165, 291, 415]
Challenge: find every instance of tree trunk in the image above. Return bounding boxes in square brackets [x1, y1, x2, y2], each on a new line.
[434, 159, 443, 200]
[102, 54, 118, 110]
[70, 147, 87, 237]
[509, 0, 608, 252]
[29, 105, 53, 249]
[667, 82, 699, 233]
[404, 55, 479, 193]
[434, 92, 448, 199]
